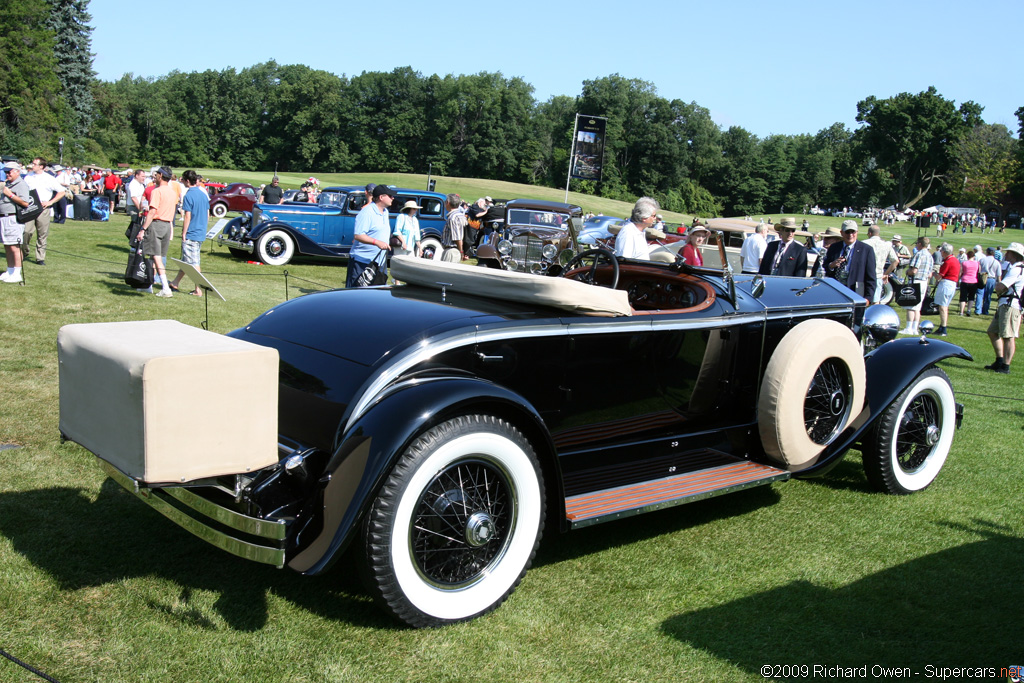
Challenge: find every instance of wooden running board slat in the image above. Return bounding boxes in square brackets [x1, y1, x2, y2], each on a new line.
[565, 460, 789, 527]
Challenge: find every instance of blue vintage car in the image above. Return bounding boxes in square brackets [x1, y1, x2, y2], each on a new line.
[215, 185, 449, 265]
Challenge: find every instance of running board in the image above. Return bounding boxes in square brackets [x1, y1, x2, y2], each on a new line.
[565, 460, 790, 528]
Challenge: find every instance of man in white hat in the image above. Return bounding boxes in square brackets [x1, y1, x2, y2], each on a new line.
[823, 220, 875, 298]
[985, 242, 1024, 374]
[891, 234, 910, 275]
[757, 217, 807, 276]
[1, 162, 30, 283]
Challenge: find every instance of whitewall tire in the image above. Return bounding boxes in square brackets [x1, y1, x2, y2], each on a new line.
[363, 415, 545, 627]
[256, 229, 295, 266]
[861, 367, 955, 494]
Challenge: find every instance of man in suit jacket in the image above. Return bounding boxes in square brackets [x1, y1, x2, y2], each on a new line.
[758, 217, 808, 276]
[823, 220, 876, 298]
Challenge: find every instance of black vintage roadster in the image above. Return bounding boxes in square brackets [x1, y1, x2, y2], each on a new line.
[58, 208, 969, 628]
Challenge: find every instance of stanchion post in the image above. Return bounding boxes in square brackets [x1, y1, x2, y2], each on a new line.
[284, 269, 289, 301]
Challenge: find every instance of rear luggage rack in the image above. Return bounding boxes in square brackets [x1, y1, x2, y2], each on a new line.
[565, 458, 789, 528]
[100, 459, 288, 568]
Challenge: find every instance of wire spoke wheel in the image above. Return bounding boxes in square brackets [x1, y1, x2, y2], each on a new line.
[363, 415, 544, 627]
[894, 391, 942, 473]
[412, 458, 514, 588]
[862, 367, 955, 495]
[803, 358, 853, 445]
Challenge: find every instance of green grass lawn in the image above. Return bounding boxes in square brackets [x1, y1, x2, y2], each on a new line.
[1, 200, 1022, 682]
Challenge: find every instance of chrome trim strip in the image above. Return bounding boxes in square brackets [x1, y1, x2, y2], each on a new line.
[567, 471, 790, 529]
[345, 304, 851, 431]
[764, 306, 853, 320]
[99, 460, 286, 568]
[345, 323, 567, 431]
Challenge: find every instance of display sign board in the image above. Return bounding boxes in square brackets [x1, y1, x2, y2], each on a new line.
[570, 115, 607, 181]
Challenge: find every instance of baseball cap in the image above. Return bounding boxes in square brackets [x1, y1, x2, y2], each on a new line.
[841, 220, 858, 232]
[372, 185, 397, 200]
[157, 166, 173, 180]
[892, 234, 901, 241]
[365, 183, 377, 195]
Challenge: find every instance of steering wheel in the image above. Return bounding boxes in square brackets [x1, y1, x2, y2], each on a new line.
[562, 249, 620, 289]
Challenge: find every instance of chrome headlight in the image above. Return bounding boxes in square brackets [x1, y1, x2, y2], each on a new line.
[862, 304, 900, 349]
[541, 243, 557, 260]
[529, 262, 544, 274]
[497, 239, 512, 256]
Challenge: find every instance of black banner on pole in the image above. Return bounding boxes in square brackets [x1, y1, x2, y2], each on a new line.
[570, 115, 606, 181]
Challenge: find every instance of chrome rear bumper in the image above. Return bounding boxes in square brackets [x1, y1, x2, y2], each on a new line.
[100, 459, 287, 568]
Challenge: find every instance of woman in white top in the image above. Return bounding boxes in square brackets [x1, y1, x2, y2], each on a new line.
[393, 200, 422, 257]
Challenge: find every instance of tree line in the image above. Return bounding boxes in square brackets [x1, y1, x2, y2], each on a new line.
[2, 2, 1021, 216]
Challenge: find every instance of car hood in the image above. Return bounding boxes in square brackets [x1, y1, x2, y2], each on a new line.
[238, 286, 554, 366]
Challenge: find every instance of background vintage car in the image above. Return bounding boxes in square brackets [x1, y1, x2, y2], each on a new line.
[208, 182, 258, 217]
[216, 186, 448, 265]
[60, 235, 969, 628]
[475, 198, 581, 273]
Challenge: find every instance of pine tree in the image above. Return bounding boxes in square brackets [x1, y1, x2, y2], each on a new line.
[46, 0, 96, 138]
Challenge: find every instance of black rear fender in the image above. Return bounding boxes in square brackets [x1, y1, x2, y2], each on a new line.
[286, 376, 557, 575]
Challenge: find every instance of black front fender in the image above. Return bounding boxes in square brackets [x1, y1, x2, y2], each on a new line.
[286, 376, 554, 575]
[798, 337, 971, 476]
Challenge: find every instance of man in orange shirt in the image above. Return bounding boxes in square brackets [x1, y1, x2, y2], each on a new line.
[137, 166, 177, 297]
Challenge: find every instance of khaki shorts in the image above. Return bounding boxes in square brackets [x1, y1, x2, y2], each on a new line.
[988, 304, 1021, 339]
[143, 220, 171, 258]
[1, 214, 21, 245]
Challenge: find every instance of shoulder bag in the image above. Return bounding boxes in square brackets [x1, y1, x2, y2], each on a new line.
[124, 238, 153, 288]
[355, 249, 389, 287]
[894, 276, 922, 307]
[15, 189, 43, 224]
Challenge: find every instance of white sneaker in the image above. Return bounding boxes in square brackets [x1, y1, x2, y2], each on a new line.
[897, 327, 915, 335]
[155, 289, 173, 298]
[2, 273, 22, 284]
[0, 272, 8, 282]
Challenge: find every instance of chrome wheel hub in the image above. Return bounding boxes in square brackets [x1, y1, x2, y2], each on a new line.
[829, 390, 846, 416]
[925, 424, 941, 446]
[465, 512, 495, 547]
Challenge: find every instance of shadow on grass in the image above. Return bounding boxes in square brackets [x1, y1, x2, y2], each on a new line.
[798, 456, 875, 495]
[535, 484, 782, 569]
[661, 522, 1022, 668]
[0, 479, 393, 632]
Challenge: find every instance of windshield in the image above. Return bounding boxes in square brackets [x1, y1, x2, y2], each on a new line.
[318, 191, 346, 208]
[507, 209, 567, 229]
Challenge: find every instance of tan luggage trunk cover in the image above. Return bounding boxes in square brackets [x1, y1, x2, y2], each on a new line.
[58, 320, 279, 483]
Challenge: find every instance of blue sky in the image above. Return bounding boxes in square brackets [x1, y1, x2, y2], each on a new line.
[88, 0, 1021, 139]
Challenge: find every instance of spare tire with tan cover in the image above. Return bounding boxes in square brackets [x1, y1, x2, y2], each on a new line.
[758, 319, 866, 466]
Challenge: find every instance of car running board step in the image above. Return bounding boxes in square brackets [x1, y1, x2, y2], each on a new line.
[565, 460, 790, 528]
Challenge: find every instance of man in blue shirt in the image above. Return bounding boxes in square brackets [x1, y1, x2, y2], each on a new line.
[169, 170, 211, 296]
[346, 184, 395, 288]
